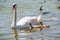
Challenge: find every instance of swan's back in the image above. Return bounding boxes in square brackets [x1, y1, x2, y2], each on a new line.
[17, 16, 37, 27]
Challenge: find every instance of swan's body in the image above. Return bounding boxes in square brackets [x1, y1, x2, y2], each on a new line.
[11, 15, 42, 28]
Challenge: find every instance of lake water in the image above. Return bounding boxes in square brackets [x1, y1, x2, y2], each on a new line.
[0, 0, 60, 40]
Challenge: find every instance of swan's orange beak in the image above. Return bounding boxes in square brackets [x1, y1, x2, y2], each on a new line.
[12, 3, 16, 10]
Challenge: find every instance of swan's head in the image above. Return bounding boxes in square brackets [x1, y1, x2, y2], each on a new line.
[12, 3, 16, 10]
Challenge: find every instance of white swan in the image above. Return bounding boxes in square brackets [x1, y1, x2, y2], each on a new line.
[11, 3, 50, 40]
[11, 3, 43, 29]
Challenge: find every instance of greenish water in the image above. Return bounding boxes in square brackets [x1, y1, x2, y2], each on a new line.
[0, 0, 60, 40]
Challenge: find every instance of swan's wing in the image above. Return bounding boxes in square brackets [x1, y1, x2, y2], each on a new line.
[17, 17, 33, 27]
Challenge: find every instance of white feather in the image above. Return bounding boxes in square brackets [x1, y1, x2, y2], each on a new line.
[11, 16, 41, 28]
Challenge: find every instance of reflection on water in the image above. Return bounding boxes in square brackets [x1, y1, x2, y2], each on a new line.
[12, 28, 18, 40]
[0, 0, 60, 40]
[12, 27, 45, 40]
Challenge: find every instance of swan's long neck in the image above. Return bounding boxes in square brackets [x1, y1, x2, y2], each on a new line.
[13, 4, 17, 27]
[14, 7, 17, 27]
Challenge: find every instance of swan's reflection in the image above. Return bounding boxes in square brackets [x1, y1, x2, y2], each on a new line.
[12, 28, 42, 40]
[12, 28, 18, 40]
[12, 25, 49, 40]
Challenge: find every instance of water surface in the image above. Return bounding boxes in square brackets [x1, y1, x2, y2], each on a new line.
[0, 0, 60, 40]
